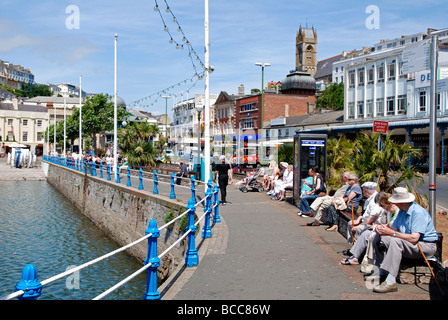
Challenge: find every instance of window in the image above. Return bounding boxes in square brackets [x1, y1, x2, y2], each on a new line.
[386, 97, 395, 115]
[37, 120, 43, 127]
[357, 101, 364, 118]
[437, 93, 441, 111]
[376, 98, 384, 116]
[366, 99, 373, 117]
[367, 68, 374, 84]
[37, 132, 43, 141]
[349, 70, 355, 88]
[387, 62, 395, 80]
[358, 68, 364, 86]
[8, 119, 13, 126]
[23, 119, 28, 126]
[419, 91, 426, 112]
[397, 95, 406, 114]
[347, 102, 355, 119]
[377, 64, 384, 82]
[243, 118, 254, 129]
[240, 102, 257, 112]
[22, 131, 28, 142]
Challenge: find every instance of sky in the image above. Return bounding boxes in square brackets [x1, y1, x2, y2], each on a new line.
[1, 0, 447, 117]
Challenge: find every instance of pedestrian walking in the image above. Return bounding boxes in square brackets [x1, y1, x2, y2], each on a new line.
[213, 155, 234, 205]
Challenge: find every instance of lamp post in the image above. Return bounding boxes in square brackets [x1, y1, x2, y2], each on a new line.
[195, 103, 203, 181]
[79, 75, 82, 155]
[161, 95, 171, 157]
[113, 33, 118, 171]
[255, 62, 270, 163]
[63, 96, 66, 157]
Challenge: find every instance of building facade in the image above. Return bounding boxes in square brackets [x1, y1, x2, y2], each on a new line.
[0, 60, 35, 90]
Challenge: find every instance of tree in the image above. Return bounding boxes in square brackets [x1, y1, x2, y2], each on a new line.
[119, 122, 157, 167]
[316, 82, 344, 110]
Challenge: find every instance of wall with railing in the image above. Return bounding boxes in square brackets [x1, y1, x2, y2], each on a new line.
[0, 155, 221, 300]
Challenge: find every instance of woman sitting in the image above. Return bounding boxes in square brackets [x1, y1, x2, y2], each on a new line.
[297, 166, 326, 214]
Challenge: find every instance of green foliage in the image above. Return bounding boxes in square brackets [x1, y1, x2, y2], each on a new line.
[0, 83, 52, 98]
[119, 121, 158, 167]
[316, 82, 344, 110]
[277, 142, 293, 165]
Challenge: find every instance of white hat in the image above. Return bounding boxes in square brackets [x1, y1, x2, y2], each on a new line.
[220, 155, 226, 160]
[361, 182, 377, 190]
[388, 187, 415, 203]
[280, 162, 288, 167]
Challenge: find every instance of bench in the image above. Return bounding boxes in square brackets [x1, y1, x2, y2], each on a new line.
[337, 210, 361, 240]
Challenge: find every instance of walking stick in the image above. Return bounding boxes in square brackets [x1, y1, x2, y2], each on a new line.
[348, 200, 354, 244]
[416, 242, 444, 296]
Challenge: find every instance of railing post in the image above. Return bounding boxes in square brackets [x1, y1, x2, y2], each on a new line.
[185, 198, 198, 267]
[143, 219, 160, 300]
[99, 162, 103, 179]
[213, 184, 221, 223]
[127, 166, 131, 187]
[92, 161, 97, 176]
[116, 164, 120, 183]
[170, 172, 176, 199]
[153, 170, 159, 194]
[191, 175, 196, 204]
[138, 168, 144, 190]
[15, 264, 43, 300]
[107, 164, 111, 181]
[202, 189, 212, 239]
[87, 161, 91, 175]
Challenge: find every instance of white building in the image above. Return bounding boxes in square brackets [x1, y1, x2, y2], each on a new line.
[170, 94, 217, 155]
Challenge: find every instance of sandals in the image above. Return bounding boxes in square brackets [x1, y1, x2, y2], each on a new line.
[340, 256, 359, 265]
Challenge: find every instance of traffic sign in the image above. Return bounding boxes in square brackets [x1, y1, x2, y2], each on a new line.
[373, 120, 388, 133]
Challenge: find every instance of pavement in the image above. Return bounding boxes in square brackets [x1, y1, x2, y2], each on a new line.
[0, 157, 45, 181]
[159, 183, 446, 301]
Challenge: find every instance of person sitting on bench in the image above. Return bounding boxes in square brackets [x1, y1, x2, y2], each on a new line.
[340, 187, 438, 293]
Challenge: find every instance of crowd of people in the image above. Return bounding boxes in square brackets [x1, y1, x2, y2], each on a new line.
[261, 161, 440, 294]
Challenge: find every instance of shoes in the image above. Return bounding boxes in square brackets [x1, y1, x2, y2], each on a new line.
[325, 225, 338, 231]
[301, 211, 314, 217]
[340, 256, 359, 265]
[267, 191, 272, 195]
[373, 281, 398, 293]
[306, 221, 320, 226]
[221, 202, 227, 205]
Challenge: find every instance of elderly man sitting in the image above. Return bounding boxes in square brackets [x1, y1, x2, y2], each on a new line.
[340, 187, 438, 293]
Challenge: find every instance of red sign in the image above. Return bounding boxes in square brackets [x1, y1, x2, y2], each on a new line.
[373, 121, 389, 134]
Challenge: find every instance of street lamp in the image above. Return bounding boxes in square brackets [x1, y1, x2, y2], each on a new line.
[195, 103, 203, 181]
[113, 33, 118, 171]
[255, 62, 270, 163]
[161, 95, 171, 156]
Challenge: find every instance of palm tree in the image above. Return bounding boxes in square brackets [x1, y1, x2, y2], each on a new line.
[326, 135, 355, 186]
[119, 122, 157, 167]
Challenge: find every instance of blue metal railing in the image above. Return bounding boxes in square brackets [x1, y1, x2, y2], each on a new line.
[1, 155, 221, 300]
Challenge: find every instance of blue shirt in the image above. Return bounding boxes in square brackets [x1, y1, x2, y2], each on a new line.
[391, 202, 438, 242]
[344, 184, 362, 211]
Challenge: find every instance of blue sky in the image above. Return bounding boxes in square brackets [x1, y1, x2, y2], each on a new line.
[0, 0, 446, 117]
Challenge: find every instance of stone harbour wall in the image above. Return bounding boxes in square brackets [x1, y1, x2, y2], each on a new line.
[43, 161, 189, 281]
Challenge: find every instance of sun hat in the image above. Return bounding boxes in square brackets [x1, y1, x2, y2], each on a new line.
[388, 187, 415, 203]
[361, 182, 377, 190]
[280, 162, 288, 167]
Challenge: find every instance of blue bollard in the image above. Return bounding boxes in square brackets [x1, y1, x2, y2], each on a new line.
[143, 219, 160, 300]
[127, 167, 131, 187]
[202, 189, 212, 239]
[87, 161, 90, 175]
[92, 162, 97, 176]
[107, 164, 111, 180]
[191, 175, 196, 204]
[213, 184, 221, 223]
[138, 168, 143, 190]
[170, 172, 176, 199]
[153, 170, 159, 194]
[15, 264, 43, 300]
[116, 165, 120, 183]
[185, 198, 198, 267]
[99, 162, 103, 179]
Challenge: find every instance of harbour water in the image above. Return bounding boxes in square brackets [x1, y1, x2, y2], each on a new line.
[0, 180, 147, 300]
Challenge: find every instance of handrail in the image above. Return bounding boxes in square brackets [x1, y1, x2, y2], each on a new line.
[2, 156, 221, 300]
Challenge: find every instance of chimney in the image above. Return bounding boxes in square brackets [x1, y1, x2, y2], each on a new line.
[238, 84, 245, 96]
[12, 96, 19, 110]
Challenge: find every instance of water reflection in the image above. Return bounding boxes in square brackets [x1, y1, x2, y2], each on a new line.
[0, 181, 147, 300]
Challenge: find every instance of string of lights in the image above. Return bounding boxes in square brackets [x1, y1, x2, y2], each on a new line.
[128, 0, 206, 111]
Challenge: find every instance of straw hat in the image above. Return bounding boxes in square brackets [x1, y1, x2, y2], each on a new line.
[388, 187, 415, 203]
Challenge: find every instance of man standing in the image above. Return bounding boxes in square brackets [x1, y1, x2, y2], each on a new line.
[176, 161, 188, 185]
[213, 155, 234, 205]
[341, 187, 438, 293]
